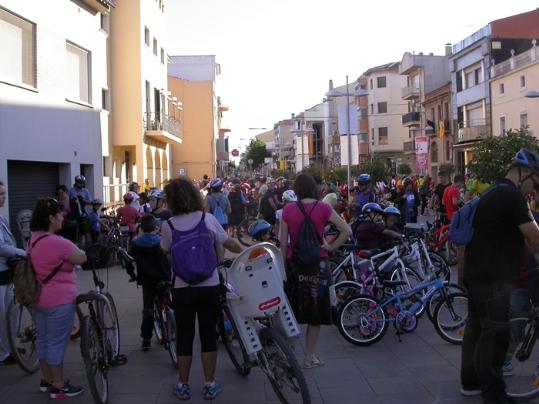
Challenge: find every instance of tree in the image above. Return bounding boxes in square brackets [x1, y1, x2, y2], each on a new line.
[358, 157, 389, 182]
[397, 163, 412, 176]
[468, 128, 539, 183]
[438, 163, 455, 176]
[241, 139, 270, 169]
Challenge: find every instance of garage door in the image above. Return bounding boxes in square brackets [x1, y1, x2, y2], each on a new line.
[7, 161, 59, 247]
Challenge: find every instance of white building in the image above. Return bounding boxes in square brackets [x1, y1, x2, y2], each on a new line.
[0, 0, 112, 237]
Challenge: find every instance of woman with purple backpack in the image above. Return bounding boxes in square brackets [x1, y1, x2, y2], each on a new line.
[161, 177, 243, 401]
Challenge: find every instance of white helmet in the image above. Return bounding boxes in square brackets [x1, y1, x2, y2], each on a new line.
[282, 190, 297, 202]
[149, 189, 164, 199]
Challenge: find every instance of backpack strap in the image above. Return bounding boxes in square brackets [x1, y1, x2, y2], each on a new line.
[28, 234, 63, 285]
[166, 219, 175, 231]
[296, 201, 322, 242]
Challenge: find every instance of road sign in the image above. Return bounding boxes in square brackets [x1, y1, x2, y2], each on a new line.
[231, 149, 239, 157]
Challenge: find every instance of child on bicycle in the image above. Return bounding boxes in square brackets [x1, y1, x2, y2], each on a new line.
[353, 203, 402, 251]
[129, 214, 171, 351]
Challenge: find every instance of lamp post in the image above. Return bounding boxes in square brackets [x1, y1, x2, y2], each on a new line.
[327, 77, 369, 199]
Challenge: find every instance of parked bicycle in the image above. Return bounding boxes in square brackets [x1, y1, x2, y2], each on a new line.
[151, 280, 177, 368]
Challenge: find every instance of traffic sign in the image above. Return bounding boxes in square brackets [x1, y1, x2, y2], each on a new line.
[231, 149, 239, 157]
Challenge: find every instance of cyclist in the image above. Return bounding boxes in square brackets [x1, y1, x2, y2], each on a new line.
[68, 175, 92, 246]
[89, 199, 103, 243]
[117, 193, 141, 243]
[127, 182, 141, 211]
[395, 177, 420, 224]
[148, 189, 171, 226]
[227, 182, 245, 238]
[205, 178, 231, 231]
[248, 219, 272, 242]
[442, 174, 465, 222]
[460, 149, 539, 402]
[433, 171, 451, 225]
[352, 174, 376, 218]
[354, 203, 402, 251]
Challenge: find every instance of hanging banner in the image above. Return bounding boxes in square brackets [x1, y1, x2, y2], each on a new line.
[337, 104, 359, 135]
[415, 136, 429, 173]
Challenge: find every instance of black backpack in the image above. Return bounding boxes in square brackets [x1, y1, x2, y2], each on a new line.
[292, 201, 321, 273]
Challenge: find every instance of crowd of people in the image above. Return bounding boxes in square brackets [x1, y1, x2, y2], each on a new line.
[3, 148, 539, 402]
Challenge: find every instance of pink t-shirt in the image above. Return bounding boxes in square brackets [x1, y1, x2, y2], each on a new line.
[282, 201, 332, 260]
[117, 205, 141, 232]
[29, 232, 78, 308]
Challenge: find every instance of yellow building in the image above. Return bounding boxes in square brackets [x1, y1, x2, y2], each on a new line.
[107, 0, 181, 201]
[491, 42, 539, 136]
[168, 55, 227, 180]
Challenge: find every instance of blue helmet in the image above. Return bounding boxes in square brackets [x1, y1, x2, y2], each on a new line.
[512, 149, 539, 174]
[362, 202, 383, 214]
[248, 220, 271, 240]
[383, 206, 401, 217]
[209, 178, 223, 189]
[357, 173, 371, 185]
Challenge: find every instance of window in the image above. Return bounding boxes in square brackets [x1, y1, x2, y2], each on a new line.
[474, 68, 481, 85]
[465, 70, 474, 88]
[370, 104, 374, 114]
[500, 116, 506, 135]
[0, 7, 35, 86]
[378, 127, 388, 145]
[100, 13, 110, 34]
[369, 79, 373, 90]
[431, 142, 438, 163]
[153, 38, 157, 55]
[520, 75, 526, 88]
[66, 42, 91, 103]
[499, 83, 505, 95]
[144, 27, 149, 46]
[371, 128, 374, 141]
[160, 47, 164, 64]
[456, 70, 463, 92]
[520, 113, 528, 129]
[101, 88, 109, 110]
[377, 102, 387, 114]
[446, 140, 451, 161]
[377, 76, 386, 88]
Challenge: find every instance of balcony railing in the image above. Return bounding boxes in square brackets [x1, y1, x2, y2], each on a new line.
[401, 86, 420, 100]
[403, 140, 415, 153]
[144, 113, 181, 137]
[456, 119, 489, 143]
[402, 111, 421, 126]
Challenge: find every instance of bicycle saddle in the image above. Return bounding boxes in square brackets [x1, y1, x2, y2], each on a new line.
[381, 279, 407, 288]
[357, 249, 382, 258]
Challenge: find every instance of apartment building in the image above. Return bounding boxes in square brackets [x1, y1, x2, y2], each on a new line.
[0, 0, 112, 237]
[399, 51, 450, 174]
[168, 55, 227, 180]
[108, 0, 179, 200]
[449, 8, 539, 174]
[490, 41, 539, 136]
[273, 119, 295, 171]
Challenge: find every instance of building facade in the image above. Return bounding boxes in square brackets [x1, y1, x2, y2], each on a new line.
[490, 41, 539, 137]
[274, 119, 295, 171]
[168, 55, 226, 180]
[0, 0, 112, 236]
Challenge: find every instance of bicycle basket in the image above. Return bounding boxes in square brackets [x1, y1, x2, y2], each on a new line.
[82, 243, 111, 270]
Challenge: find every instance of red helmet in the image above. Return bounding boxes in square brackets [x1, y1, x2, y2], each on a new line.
[123, 192, 134, 202]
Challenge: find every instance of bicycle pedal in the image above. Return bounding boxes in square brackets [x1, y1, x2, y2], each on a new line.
[111, 354, 128, 366]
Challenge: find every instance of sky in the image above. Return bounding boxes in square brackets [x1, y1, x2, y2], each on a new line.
[167, 0, 539, 155]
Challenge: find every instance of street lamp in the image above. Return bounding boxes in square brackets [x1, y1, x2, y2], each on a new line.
[525, 90, 539, 98]
[326, 76, 369, 199]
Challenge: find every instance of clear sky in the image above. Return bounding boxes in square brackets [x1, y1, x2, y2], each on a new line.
[167, 0, 539, 154]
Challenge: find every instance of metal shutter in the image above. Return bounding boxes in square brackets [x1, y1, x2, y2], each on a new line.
[7, 161, 59, 246]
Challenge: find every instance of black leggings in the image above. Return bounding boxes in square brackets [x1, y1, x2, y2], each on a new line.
[171, 286, 220, 356]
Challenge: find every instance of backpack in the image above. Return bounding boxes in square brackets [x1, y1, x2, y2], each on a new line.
[166, 213, 217, 285]
[13, 234, 63, 305]
[210, 195, 227, 225]
[449, 183, 506, 246]
[258, 193, 272, 217]
[291, 201, 321, 273]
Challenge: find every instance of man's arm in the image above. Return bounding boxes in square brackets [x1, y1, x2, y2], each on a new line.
[519, 221, 539, 252]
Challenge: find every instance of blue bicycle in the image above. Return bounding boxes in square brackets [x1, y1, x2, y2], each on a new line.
[336, 277, 468, 346]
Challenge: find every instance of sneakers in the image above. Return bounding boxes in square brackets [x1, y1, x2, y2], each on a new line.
[142, 339, 151, 352]
[460, 387, 482, 397]
[202, 381, 222, 400]
[0, 354, 16, 365]
[304, 354, 325, 369]
[173, 383, 191, 400]
[39, 379, 52, 393]
[49, 380, 83, 400]
[503, 361, 514, 376]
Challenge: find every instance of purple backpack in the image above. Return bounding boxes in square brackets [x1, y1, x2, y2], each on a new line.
[166, 212, 217, 285]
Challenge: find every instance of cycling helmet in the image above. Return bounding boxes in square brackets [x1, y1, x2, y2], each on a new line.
[383, 206, 401, 217]
[403, 177, 413, 186]
[210, 178, 223, 189]
[75, 175, 86, 183]
[247, 220, 271, 240]
[362, 202, 383, 214]
[282, 190, 297, 202]
[91, 198, 102, 205]
[148, 189, 164, 199]
[357, 173, 371, 185]
[123, 192, 134, 202]
[512, 148, 539, 174]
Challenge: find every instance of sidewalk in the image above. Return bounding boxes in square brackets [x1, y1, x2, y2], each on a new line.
[0, 266, 482, 404]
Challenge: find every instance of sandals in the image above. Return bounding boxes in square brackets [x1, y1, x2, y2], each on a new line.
[303, 354, 325, 369]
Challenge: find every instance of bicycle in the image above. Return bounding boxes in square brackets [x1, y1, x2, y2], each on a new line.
[336, 277, 468, 346]
[77, 243, 127, 404]
[426, 221, 458, 266]
[217, 243, 311, 404]
[151, 280, 177, 368]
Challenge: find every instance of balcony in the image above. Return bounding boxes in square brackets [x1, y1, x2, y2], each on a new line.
[144, 112, 182, 144]
[403, 140, 415, 154]
[401, 86, 421, 100]
[402, 111, 421, 127]
[80, 0, 115, 12]
[455, 120, 489, 143]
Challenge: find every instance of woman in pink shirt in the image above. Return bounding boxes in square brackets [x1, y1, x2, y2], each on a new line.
[279, 173, 351, 369]
[28, 198, 87, 400]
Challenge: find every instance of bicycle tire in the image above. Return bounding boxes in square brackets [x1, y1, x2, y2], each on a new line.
[426, 283, 466, 322]
[432, 292, 468, 345]
[152, 299, 164, 344]
[6, 300, 39, 374]
[333, 281, 362, 308]
[427, 251, 451, 281]
[236, 218, 256, 247]
[80, 315, 109, 404]
[165, 308, 178, 368]
[337, 294, 388, 346]
[218, 305, 251, 376]
[101, 292, 120, 358]
[259, 327, 310, 404]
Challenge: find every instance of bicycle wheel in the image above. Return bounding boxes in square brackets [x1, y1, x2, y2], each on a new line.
[432, 292, 468, 345]
[337, 294, 388, 346]
[258, 327, 310, 404]
[165, 308, 178, 368]
[6, 301, 39, 373]
[152, 299, 164, 344]
[101, 293, 120, 358]
[333, 281, 362, 308]
[427, 251, 451, 281]
[218, 305, 250, 376]
[236, 218, 256, 247]
[426, 283, 466, 322]
[506, 315, 539, 401]
[81, 315, 109, 404]
[442, 240, 458, 266]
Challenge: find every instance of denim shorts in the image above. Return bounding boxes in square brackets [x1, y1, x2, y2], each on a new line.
[34, 303, 75, 365]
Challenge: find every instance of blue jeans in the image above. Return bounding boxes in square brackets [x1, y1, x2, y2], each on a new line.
[34, 303, 75, 365]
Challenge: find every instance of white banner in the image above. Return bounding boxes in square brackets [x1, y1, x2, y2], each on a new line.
[337, 104, 358, 135]
[340, 134, 359, 165]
